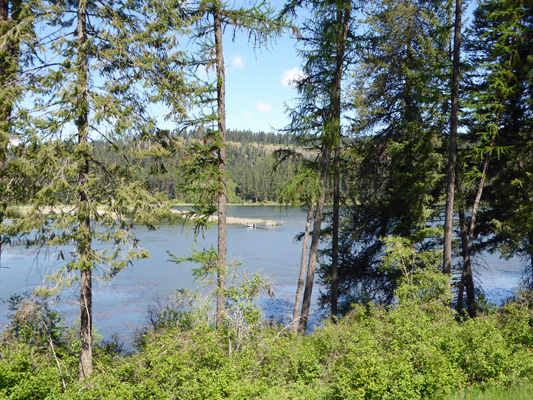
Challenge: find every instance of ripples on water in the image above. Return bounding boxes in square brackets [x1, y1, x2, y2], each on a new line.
[0, 206, 523, 348]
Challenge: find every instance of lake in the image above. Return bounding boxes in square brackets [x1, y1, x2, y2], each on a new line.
[0, 205, 525, 347]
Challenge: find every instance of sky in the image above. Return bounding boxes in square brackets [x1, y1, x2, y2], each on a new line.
[22, 0, 304, 138]
[211, 1, 304, 134]
[222, 32, 303, 134]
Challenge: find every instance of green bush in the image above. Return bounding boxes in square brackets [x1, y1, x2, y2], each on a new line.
[2, 265, 533, 399]
[0, 341, 73, 399]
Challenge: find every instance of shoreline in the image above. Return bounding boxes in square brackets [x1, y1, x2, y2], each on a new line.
[10, 205, 284, 227]
[169, 209, 282, 226]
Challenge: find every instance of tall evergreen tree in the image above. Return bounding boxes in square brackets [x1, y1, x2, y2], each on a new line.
[178, 0, 286, 325]
[460, 0, 532, 310]
[0, 0, 34, 252]
[9, 0, 187, 378]
[282, 0, 359, 332]
[482, 0, 533, 288]
[327, 0, 451, 307]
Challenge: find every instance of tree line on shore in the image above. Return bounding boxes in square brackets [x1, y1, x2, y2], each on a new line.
[87, 130, 299, 205]
[0, 0, 532, 396]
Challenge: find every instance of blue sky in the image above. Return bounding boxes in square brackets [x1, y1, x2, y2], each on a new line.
[223, 31, 303, 134]
[216, 1, 304, 134]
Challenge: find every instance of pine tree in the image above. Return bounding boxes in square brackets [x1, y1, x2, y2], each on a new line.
[0, 0, 36, 252]
[328, 0, 451, 306]
[481, 0, 533, 288]
[456, 0, 532, 313]
[9, 0, 187, 378]
[282, 0, 359, 333]
[177, 0, 287, 325]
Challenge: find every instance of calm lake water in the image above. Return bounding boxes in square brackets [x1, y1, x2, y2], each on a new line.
[0, 205, 525, 347]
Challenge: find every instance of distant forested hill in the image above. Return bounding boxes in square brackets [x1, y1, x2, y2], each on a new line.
[92, 129, 298, 204]
[185, 129, 293, 146]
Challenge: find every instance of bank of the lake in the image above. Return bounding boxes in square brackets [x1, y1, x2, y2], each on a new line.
[3, 293, 533, 400]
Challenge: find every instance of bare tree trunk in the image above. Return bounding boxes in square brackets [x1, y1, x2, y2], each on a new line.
[79, 258, 92, 379]
[464, 243, 476, 317]
[331, 148, 340, 318]
[77, 0, 92, 380]
[214, 2, 227, 326]
[292, 205, 313, 332]
[443, 0, 462, 276]
[299, 150, 330, 335]
[456, 167, 472, 315]
[455, 201, 467, 313]
[527, 231, 533, 290]
[461, 229, 476, 318]
[461, 138, 494, 318]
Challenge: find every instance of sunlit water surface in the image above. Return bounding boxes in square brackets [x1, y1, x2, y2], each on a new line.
[0, 206, 524, 348]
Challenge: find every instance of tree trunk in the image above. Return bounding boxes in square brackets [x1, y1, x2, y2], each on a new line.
[330, 3, 350, 319]
[214, 2, 227, 326]
[298, 149, 330, 335]
[461, 137, 494, 318]
[292, 205, 313, 332]
[456, 202, 467, 313]
[464, 241, 476, 317]
[77, 0, 92, 379]
[525, 231, 533, 290]
[455, 169, 475, 316]
[461, 227, 476, 318]
[299, 2, 350, 334]
[331, 148, 340, 318]
[443, 0, 462, 276]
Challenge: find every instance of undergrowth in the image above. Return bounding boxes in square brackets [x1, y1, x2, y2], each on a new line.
[1, 240, 532, 399]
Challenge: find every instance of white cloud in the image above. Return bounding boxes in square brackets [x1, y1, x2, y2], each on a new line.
[244, 112, 253, 118]
[256, 102, 272, 113]
[231, 55, 244, 70]
[196, 66, 210, 81]
[280, 67, 304, 86]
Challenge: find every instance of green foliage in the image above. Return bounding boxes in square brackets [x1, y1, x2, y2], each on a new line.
[443, 382, 533, 400]
[144, 289, 209, 334]
[0, 341, 71, 399]
[0, 294, 79, 398]
[2, 287, 533, 399]
[170, 245, 220, 280]
[2, 0, 533, 395]
[381, 236, 450, 305]
[168, 247, 274, 352]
